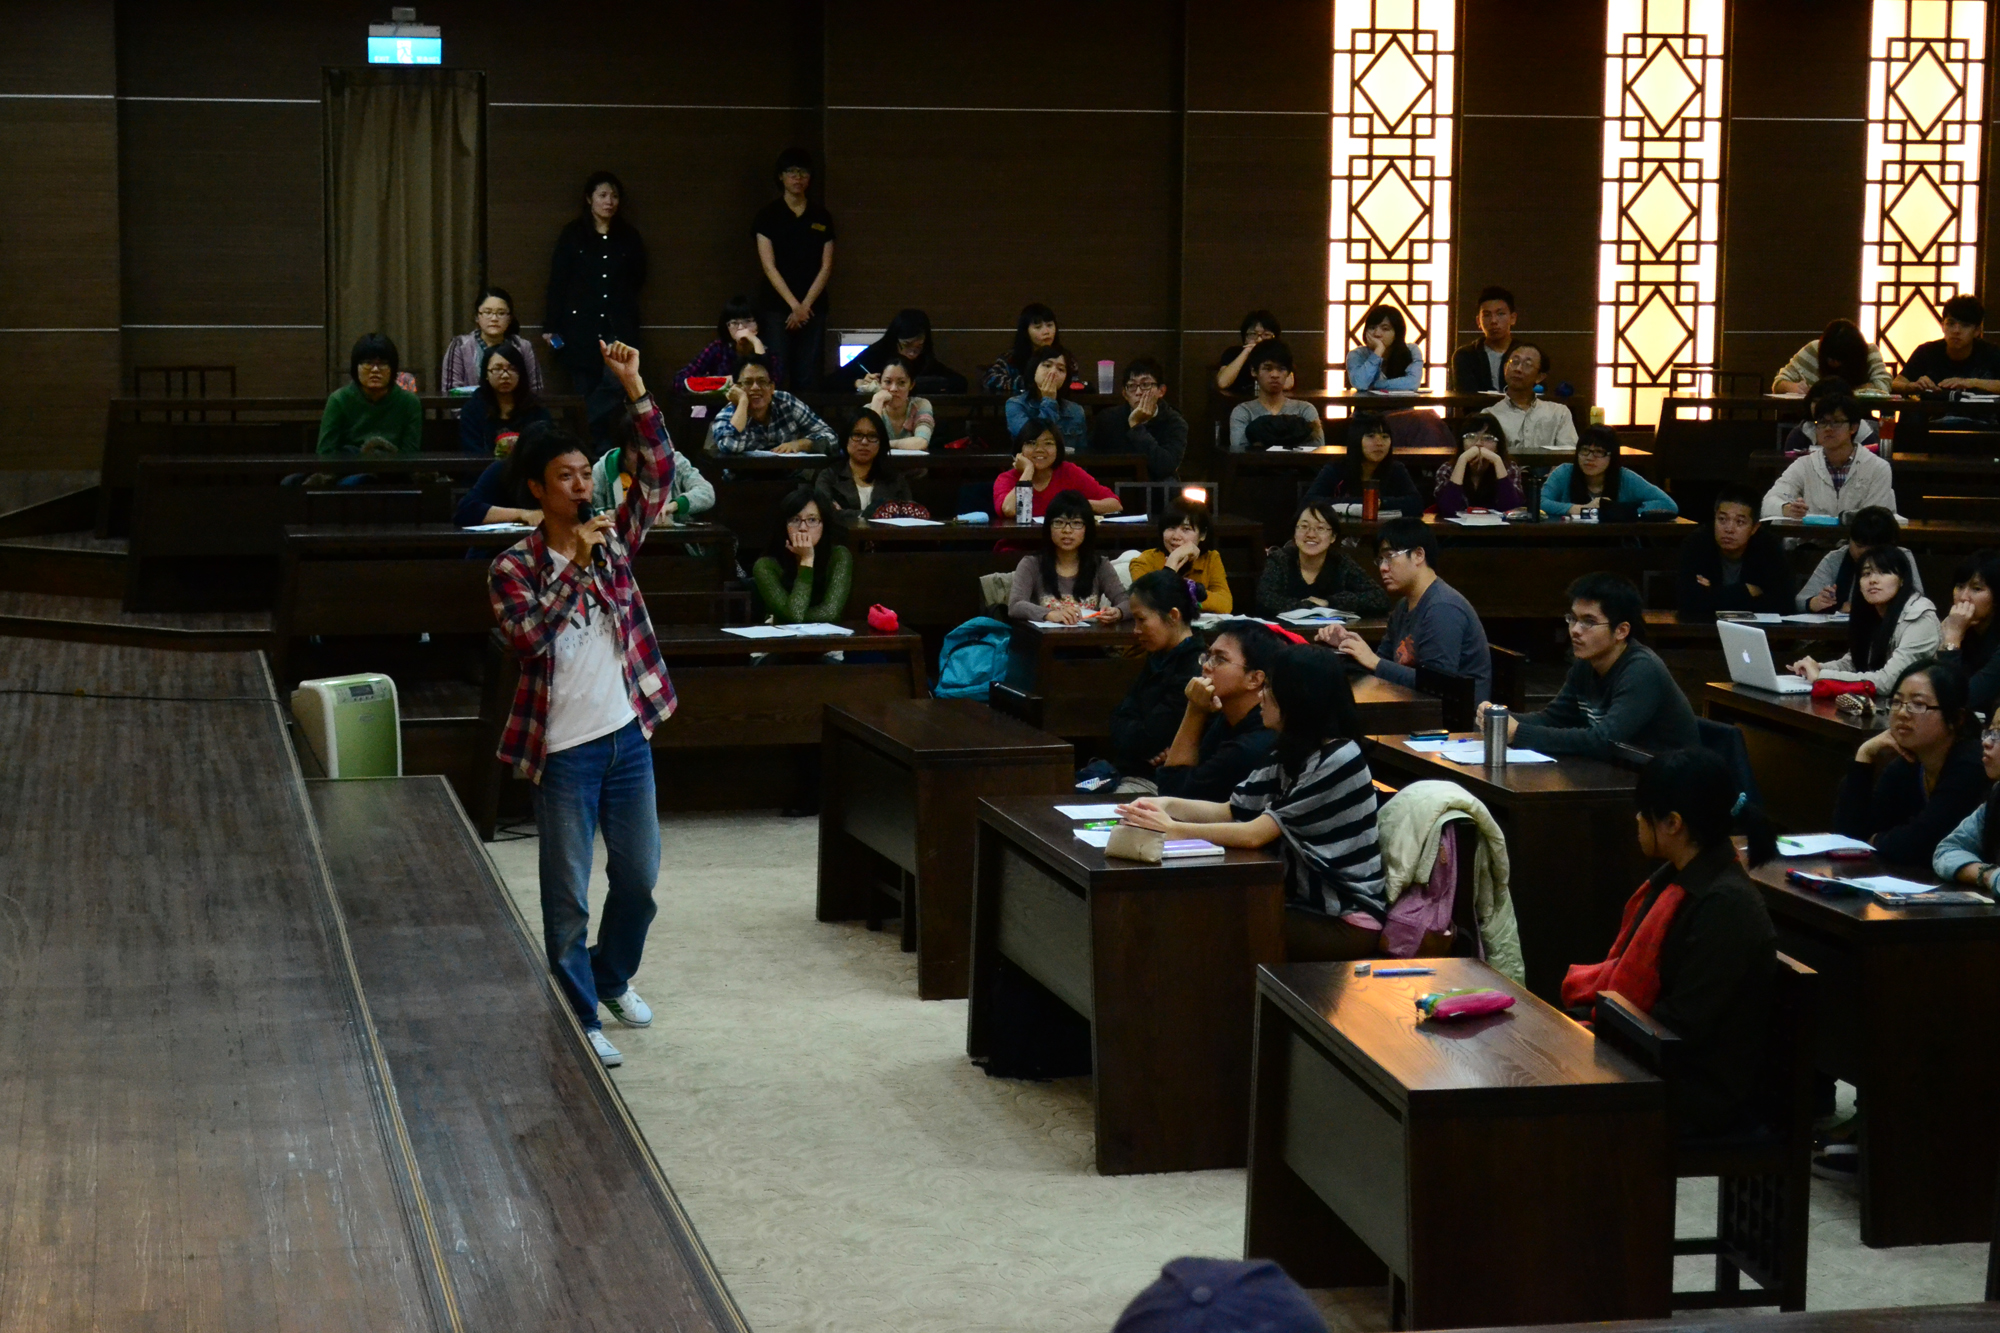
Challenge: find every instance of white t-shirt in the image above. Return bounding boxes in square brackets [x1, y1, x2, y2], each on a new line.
[544, 550, 636, 754]
[856, 481, 874, 508]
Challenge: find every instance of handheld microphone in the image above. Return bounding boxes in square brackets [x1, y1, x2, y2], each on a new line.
[577, 500, 607, 566]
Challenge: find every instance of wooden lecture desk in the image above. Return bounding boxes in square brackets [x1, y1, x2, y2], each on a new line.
[818, 698, 1073, 999]
[1747, 850, 2000, 1247]
[967, 795, 1286, 1174]
[1364, 732, 1644, 999]
[1246, 957, 1669, 1328]
[1702, 682, 1882, 834]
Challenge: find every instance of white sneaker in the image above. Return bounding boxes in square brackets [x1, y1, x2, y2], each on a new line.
[587, 1029, 623, 1067]
[603, 986, 652, 1028]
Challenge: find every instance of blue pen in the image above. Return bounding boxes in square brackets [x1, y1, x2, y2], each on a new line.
[1372, 966, 1436, 977]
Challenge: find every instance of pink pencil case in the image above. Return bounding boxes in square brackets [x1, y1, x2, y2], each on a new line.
[1415, 988, 1515, 1021]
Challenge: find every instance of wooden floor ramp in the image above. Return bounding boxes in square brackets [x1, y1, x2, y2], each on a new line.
[0, 639, 745, 1331]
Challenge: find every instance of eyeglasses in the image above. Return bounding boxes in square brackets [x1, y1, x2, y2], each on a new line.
[1464, 431, 1497, 444]
[1815, 417, 1854, 429]
[896, 337, 925, 353]
[1127, 379, 1160, 392]
[1377, 547, 1415, 565]
[1981, 726, 2000, 743]
[1050, 519, 1086, 533]
[1024, 440, 1059, 452]
[848, 432, 880, 443]
[780, 168, 810, 178]
[1564, 614, 1612, 630]
[1295, 525, 1334, 540]
[1576, 447, 1613, 459]
[1888, 697, 1940, 715]
[740, 377, 773, 389]
[1198, 651, 1239, 669]
[477, 305, 510, 318]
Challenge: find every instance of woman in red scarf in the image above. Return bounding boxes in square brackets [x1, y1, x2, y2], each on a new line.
[1563, 749, 1779, 1136]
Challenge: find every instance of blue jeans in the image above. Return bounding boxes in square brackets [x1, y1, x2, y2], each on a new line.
[532, 718, 660, 1029]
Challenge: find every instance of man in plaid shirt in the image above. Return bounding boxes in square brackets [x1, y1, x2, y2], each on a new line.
[489, 339, 674, 1066]
[708, 354, 839, 453]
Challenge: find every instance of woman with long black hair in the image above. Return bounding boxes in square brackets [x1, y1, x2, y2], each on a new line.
[1933, 713, 2000, 890]
[1305, 410, 1423, 515]
[1560, 748, 1779, 1136]
[545, 171, 647, 441]
[840, 308, 966, 392]
[1343, 304, 1422, 392]
[1833, 658, 1985, 866]
[982, 301, 1085, 394]
[1004, 489, 1126, 624]
[1788, 545, 1940, 693]
[1935, 548, 2000, 713]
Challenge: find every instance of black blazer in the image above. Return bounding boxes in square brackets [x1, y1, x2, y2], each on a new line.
[1675, 526, 1795, 620]
[544, 218, 648, 363]
[1452, 338, 1502, 393]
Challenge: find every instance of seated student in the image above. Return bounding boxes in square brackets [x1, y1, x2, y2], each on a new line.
[319, 333, 422, 458]
[1778, 376, 1881, 453]
[1154, 619, 1280, 801]
[1005, 490, 1128, 624]
[1787, 546, 1939, 693]
[454, 428, 544, 528]
[457, 342, 551, 457]
[1127, 496, 1233, 612]
[1560, 748, 1779, 1138]
[592, 419, 714, 528]
[1117, 644, 1389, 957]
[1304, 410, 1423, 515]
[440, 286, 546, 396]
[1451, 286, 1518, 393]
[1936, 549, 2000, 714]
[1833, 658, 1985, 867]
[1004, 344, 1089, 455]
[982, 302, 1085, 395]
[1676, 483, 1794, 620]
[1795, 505, 1922, 611]
[1228, 340, 1324, 451]
[671, 296, 783, 393]
[1090, 357, 1188, 480]
[1487, 342, 1578, 457]
[837, 307, 966, 393]
[1344, 304, 1423, 393]
[1892, 293, 2000, 396]
[1931, 715, 2000, 889]
[810, 409, 915, 525]
[1433, 413, 1524, 516]
[710, 355, 839, 454]
[1772, 317, 1893, 395]
[1319, 515, 1491, 703]
[856, 359, 934, 450]
[1255, 499, 1390, 618]
[1106, 571, 1206, 783]
[751, 492, 852, 623]
[1539, 425, 1676, 518]
[1760, 389, 1897, 519]
[1216, 310, 1281, 397]
[992, 421, 1120, 520]
[1490, 573, 1699, 759]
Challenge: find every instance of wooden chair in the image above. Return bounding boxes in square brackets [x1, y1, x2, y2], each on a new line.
[1594, 952, 1817, 1312]
[987, 682, 1045, 730]
[1284, 818, 1482, 963]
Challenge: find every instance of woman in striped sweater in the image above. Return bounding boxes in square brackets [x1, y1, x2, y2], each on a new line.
[1116, 643, 1387, 956]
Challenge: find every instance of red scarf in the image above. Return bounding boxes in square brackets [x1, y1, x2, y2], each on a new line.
[1560, 877, 1688, 1013]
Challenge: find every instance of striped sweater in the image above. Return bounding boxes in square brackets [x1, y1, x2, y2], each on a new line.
[1230, 740, 1387, 920]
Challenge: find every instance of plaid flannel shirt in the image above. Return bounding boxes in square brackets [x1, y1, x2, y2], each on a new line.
[490, 393, 678, 782]
[710, 390, 839, 454]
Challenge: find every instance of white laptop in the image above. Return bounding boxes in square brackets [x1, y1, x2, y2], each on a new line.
[1716, 620, 1811, 694]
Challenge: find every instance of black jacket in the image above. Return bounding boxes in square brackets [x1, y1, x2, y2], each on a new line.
[544, 217, 647, 364]
[1675, 526, 1795, 620]
[835, 340, 967, 394]
[1638, 843, 1778, 1137]
[1451, 338, 1505, 393]
[1108, 635, 1204, 777]
[1155, 707, 1277, 802]
[1304, 457, 1423, 515]
[809, 465, 916, 526]
[1940, 627, 2000, 718]
[1090, 403, 1189, 481]
[1833, 736, 1987, 867]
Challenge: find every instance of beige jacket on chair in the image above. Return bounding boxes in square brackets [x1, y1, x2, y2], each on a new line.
[1377, 780, 1525, 986]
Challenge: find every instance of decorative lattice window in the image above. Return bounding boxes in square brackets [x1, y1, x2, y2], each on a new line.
[1594, 0, 1727, 426]
[1860, 0, 1987, 369]
[1328, 0, 1457, 394]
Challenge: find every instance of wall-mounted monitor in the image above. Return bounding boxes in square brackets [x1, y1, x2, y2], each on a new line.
[367, 24, 441, 64]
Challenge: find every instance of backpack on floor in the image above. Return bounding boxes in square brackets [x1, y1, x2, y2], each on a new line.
[934, 616, 1014, 698]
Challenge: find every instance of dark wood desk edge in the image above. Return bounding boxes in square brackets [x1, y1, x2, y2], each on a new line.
[824, 702, 1071, 765]
[974, 798, 1286, 891]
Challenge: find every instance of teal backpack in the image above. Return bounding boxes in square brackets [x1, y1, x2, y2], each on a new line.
[934, 617, 1014, 698]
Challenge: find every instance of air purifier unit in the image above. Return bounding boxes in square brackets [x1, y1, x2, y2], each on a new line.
[290, 673, 402, 778]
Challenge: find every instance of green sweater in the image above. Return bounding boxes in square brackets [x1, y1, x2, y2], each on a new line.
[752, 545, 853, 623]
[316, 382, 424, 457]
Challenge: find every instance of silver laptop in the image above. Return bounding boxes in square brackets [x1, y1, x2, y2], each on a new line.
[1716, 620, 1811, 694]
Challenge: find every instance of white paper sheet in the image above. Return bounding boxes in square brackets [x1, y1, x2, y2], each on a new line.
[1848, 875, 1941, 897]
[1100, 514, 1149, 523]
[461, 522, 533, 533]
[721, 625, 797, 639]
[1781, 613, 1849, 625]
[1278, 606, 1350, 623]
[868, 516, 943, 526]
[1436, 741, 1554, 764]
[1445, 512, 1506, 526]
[1056, 803, 1123, 819]
[1403, 738, 1452, 753]
[1774, 833, 1876, 857]
[1072, 829, 1114, 848]
[789, 622, 854, 636]
[1719, 612, 1785, 624]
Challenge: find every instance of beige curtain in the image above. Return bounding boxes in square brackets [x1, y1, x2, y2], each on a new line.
[323, 67, 484, 392]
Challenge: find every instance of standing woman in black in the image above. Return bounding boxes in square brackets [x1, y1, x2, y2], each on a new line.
[544, 170, 647, 444]
[754, 146, 837, 391]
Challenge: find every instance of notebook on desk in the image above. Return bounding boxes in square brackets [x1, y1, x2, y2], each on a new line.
[1717, 620, 1811, 694]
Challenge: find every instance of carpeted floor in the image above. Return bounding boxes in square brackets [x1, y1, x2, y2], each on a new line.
[484, 810, 1986, 1333]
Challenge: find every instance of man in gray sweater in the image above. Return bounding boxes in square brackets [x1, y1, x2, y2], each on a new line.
[1486, 572, 1699, 758]
[1318, 516, 1492, 704]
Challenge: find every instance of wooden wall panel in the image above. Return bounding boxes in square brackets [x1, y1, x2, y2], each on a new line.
[0, 0, 119, 468]
[1721, 0, 1871, 384]
[1454, 0, 1604, 399]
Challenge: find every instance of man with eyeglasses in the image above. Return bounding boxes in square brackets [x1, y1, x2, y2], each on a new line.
[1316, 516, 1491, 704]
[1483, 572, 1698, 759]
[1486, 342, 1578, 457]
[1759, 389, 1897, 520]
[710, 354, 839, 455]
[1091, 357, 1188, 480]
[1152, 620, 1280, 802]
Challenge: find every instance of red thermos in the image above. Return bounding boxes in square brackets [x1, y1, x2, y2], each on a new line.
[1362, 479, 1380, 521]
